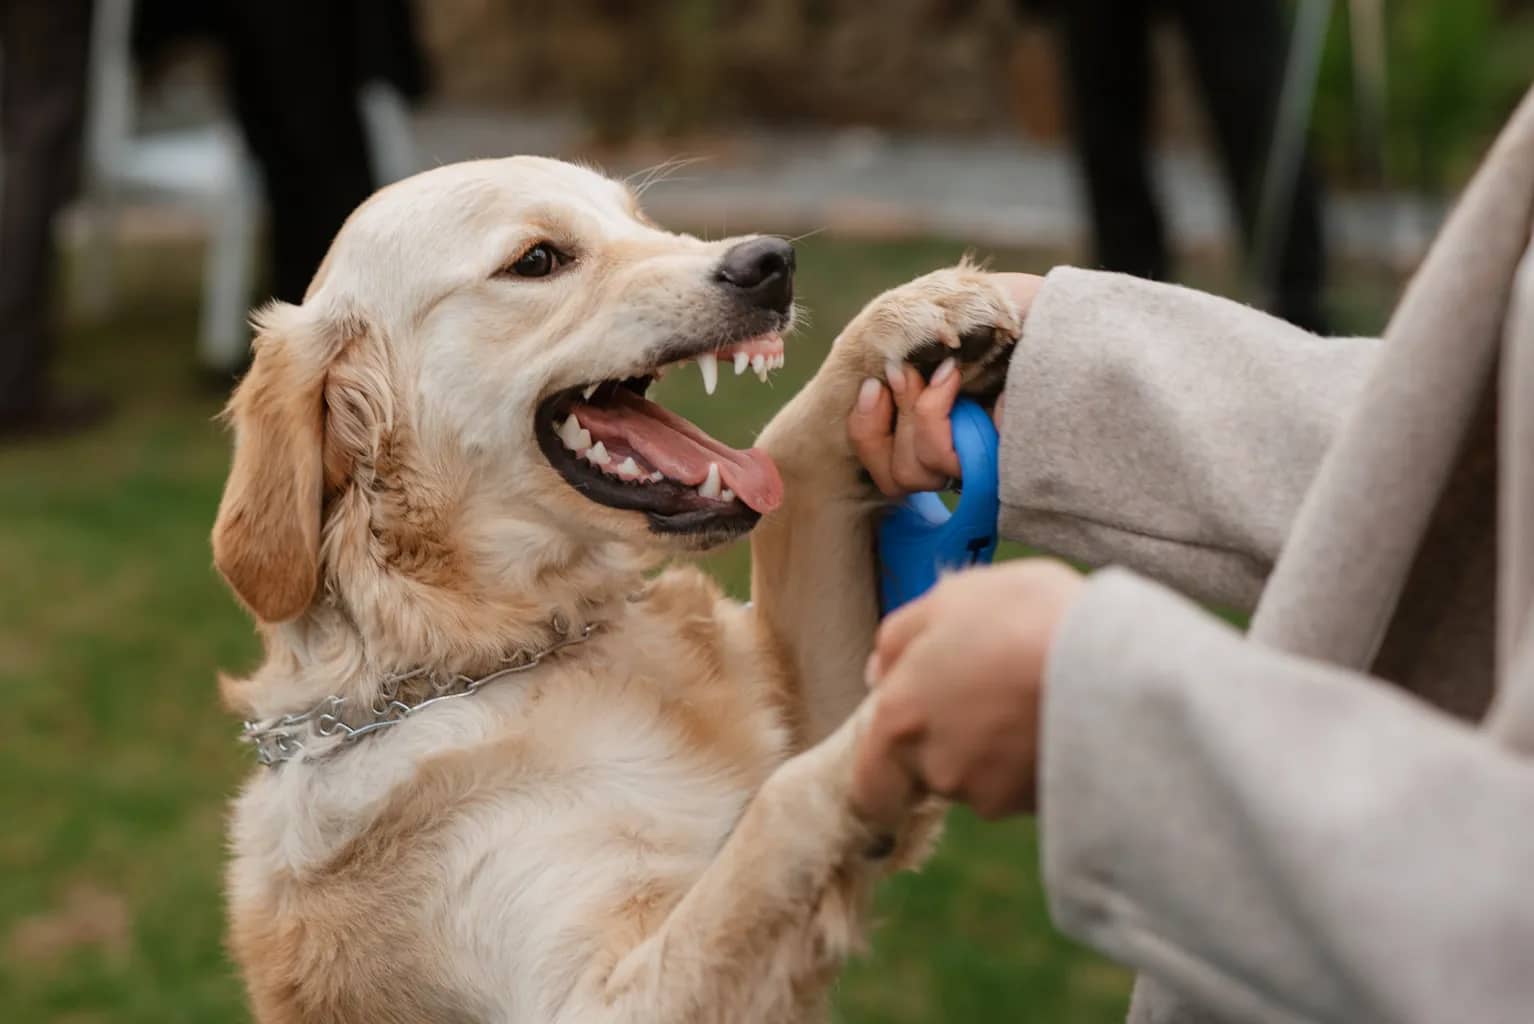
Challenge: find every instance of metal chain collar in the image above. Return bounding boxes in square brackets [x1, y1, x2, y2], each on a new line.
[241, 617, 598, 767]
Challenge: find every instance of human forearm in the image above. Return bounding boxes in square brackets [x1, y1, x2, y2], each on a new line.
[999, 269, 1377, 611]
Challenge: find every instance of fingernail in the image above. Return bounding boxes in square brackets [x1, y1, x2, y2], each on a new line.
[856, 377, 883, 412]
[864, 650, 883, 687]
[884, 359, 905, 394]
[932, 357, 957, 385]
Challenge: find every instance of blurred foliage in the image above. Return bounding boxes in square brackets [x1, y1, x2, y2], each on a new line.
[1309, 0, 1534, 189]
[421, 0, 1534, 191]
[420, 0, 1020, 141]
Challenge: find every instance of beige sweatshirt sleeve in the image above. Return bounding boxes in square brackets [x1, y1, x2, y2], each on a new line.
[1041, 569, 1534, 1024]
[998, 268, 1378, 612]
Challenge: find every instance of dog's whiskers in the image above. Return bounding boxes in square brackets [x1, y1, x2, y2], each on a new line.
[780, 227, 828, 245]
[627, 156, 709, 199]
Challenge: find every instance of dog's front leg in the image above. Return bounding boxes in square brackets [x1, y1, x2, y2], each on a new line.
[565, 705, 926, 1024]
[750, 355, 883, 746]
[750, 265, 1022, 745]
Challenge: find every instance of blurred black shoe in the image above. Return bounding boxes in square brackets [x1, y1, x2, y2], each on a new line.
[0, 390, 114, 443]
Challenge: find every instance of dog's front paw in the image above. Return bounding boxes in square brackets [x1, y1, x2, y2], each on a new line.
[834, 263, 1022, 400]
[805, 699, 945, 870]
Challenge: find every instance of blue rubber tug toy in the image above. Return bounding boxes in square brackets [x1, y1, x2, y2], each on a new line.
[876, 397, 1001, 615]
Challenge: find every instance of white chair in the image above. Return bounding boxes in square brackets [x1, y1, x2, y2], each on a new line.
[76, 0, 418, 372]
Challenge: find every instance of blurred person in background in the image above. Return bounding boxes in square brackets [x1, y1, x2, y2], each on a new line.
[1034, 0, 1330, 332]
[0, 0, 109, 439]
[135, 0, 427, 305]
[0, 0, 425, 444]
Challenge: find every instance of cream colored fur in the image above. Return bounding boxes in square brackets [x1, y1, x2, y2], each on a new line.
[215, 157, 1019, 1024]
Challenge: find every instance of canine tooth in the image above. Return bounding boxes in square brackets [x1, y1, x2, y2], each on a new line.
[582, 384, 599, 400]
[752, 354, 767, 381]
[698, 353, 718, 395]
[734, 351, 750, 375]
[720, 488, 735, 503]
[617, 456, 641, 478]
[698, 462, 722, 499]
[558, 414, 592, 452]
[587, 441, 611, 465]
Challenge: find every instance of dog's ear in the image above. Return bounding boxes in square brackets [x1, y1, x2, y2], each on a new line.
[212, 302, 355, 623]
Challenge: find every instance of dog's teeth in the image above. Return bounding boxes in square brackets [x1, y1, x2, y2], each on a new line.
[616, 456, 641, 478]
[751, 354, 767, 381]
[720, 488, 735, 503]
[734, 351, 750, 375]
[648, 471, 664, 483]
[582, 384, 599, 400]
[698, 353, 718, 395]
[558, 414, 592, 452]
[698, 462, 722, 499]
[587, 441, 611, 466]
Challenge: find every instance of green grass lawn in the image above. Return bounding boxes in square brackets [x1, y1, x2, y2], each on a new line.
[0, 234, 1395, 1023]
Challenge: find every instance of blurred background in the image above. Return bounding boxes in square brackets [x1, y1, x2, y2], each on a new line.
[2, 1, 1531, 1020]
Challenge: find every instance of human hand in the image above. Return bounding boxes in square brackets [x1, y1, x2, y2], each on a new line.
[852, 559, 1086, 824]
[847, 272, 1043, 496]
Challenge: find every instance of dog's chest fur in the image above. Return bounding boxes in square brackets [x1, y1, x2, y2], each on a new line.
[226, 568, 796, 1023]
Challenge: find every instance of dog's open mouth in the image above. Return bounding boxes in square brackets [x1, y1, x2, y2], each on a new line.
[535, 333, 787, 533]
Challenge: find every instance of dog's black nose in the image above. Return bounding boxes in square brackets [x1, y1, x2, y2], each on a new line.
[715, 237, 795, 314]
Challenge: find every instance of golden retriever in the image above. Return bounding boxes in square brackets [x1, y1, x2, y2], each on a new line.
[214, 156, 1021, 1023]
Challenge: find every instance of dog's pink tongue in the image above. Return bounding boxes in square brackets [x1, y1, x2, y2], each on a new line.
[575, 392, 783, 514]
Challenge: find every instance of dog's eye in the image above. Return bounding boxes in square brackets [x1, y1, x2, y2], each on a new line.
[503, 242, 567, 279]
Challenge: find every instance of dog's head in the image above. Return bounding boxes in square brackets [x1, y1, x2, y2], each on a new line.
[212, 157, 793, 625]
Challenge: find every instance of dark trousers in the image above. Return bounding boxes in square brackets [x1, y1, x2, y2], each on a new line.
[219, 0, 375, 304]
[0, 0, 93, 415]
[1056, 0, 1329, 331]
[134, 0, 388, 305]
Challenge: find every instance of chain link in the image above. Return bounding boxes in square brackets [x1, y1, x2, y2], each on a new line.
[241, 622, 598, 767]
